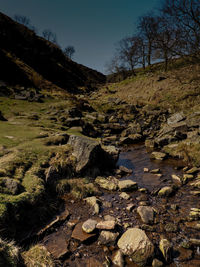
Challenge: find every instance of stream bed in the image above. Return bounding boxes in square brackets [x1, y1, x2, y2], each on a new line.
[38, 144, 200, 266]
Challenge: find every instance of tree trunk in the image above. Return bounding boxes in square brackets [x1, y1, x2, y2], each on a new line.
[147, 42, 152, 66]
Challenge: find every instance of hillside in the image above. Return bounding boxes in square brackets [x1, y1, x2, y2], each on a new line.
[0, 12, 105, 93]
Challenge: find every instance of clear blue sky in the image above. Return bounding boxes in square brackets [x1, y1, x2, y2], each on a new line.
[0, 0, 161, 73]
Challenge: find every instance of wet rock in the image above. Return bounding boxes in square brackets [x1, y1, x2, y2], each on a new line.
[95, 176, 118, 191]
[171, 174, 182, 186]
[167, 112, 185, 125]
[159, 238, 172, 263]
[112, 250, 124, 267]
[119, 192, 130, 200]
[82, 219, 97, 233]
[183, 174, 194, 184]
[84, 196, 100, 214]
[102, 145, 120, 164]
[98, 231, 119, 245]
[150, 152, 167, 160]
[119, 166, 133, 175]
[152, 258, 163, 267]
[71, 222, 96, 242]
[186, 167, 199, 174]
[150, 169, 160, 174]
[158, 186, 174, 197]
[137, 206, 154, 224]
[117, 228, 154, 266]
[145, 139, 155, 149]
[118, 180, 138, 191]
[144, 168, 149, 173]
[96, 220, 116, 230]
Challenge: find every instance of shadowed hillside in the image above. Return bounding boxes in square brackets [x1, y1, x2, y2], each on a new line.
[0, 12, 106, 92]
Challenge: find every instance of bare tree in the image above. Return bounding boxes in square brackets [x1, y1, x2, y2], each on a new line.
[63, 46, 75, 59]
[42, 29, 57, 44]
[162, 0, 200, 56]
[105, 54, 125, 74]
[138, 15, 158, 66]
[152, 16, 182, 70]
[13, 14, 37, 32]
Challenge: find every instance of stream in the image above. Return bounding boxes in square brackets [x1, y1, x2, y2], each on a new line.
[37, 144, 200, 266]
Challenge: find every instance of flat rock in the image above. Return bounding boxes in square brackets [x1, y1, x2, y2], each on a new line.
[119, 165, 133, 174]
[137, 206, 154, 224]
[117, 228, 154, 265]
[82, 219, 97, 233]
[151, 152, 167, 160]
[95, 176, 118, 191]
[71, 222, 96, 242]
[167, 112, 185, 125]
[96, 220, 116, 230]
[119, 192, 130, 200]
[118, 180, 138, 191]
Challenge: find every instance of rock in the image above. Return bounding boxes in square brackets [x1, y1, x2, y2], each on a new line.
[158, 186, 174, 197]
[189, 238, 200, 246]
[68, 135, 118, 174]
[144, 168, 149, 173]
[145, 139, 155, 149]
[96, 220, 116, 230]
[112, 250, 124, 267]
[171, 174, 182, 186]
[102, 145, 120, 164]
[104, 215, 116, 221]
[85, 196, 100, 214]
[188, 208, 200, 220]
[119, 166, 133, 174]
[159, 238, 172, 263]
[150, 152, 167, 161]
[126, 203, 135, 212]
[150, 169, 160, 174]
[0, 178, 21, 195]
[174, 247, 193, 262]
[117, 228, 154, 265]
[137, 206, 154, 224]
[119, 134, 142, 145]
[167, 112, 185, 125]
[183, 174, 194, 184]
[164, 223, 178, 232]
[82, 219, 97, 233]
[119, 192, 130, 200]
[98, 231, 119, 245]
[71, 222, 96, 242]
[95, 176, 118, 191]
[118, 180, 138, 191]
[186, 167, 199, 174]
[152, 258, 163, 267]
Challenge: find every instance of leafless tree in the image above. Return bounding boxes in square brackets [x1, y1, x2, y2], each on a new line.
[138, 15, 158, 66]
[162, 0, 200, 56]
[13, 14, 37, 33]
[63, 46, 75, 59]
[42, 29, 57, 44]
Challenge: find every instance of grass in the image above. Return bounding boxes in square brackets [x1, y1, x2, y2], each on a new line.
[0, 238, 19, 267]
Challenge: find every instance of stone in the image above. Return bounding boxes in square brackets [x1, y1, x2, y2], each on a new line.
[152, 258, 163, 267]
[104, 215, 115, 221]
[117, 228, 154, 265]
[145, 139, 155, 149]
[175, 247, 193, 262]
[188, 208, 200, 220]
[98, 231, 119, 245]
[96, 220, 116, 230]
[137, 206, 154, 224]
[119, 165, 133, 174]
[167, 112, 185, 125]
[171, 174, 182, 186]
[144, 168, 149, 173]
[183, 174, 194, 184]
[0, 178, 21, 195]
[95, 176, 118, 191]
[150, 169, 160, 174]
[119, 192, 130, 200]
[150, 152, 167, 161]
[112, 250, 124, 267]
[102, 145, 120, 164]
[84, 196, 100, 214]
[126, 203, 135, 212]
[118, 180, 138, 191]
[158, 186, 174, 197]
[119, 134, 142, 145]
[159, 238, 172, 263]
[186, 167, 199, 174]
[82, 219, 97, 233]
[71, 222, 96, 242]
[164, 223, 178, 232]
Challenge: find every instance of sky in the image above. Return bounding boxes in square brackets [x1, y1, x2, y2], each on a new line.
[0, 0, 161, 73]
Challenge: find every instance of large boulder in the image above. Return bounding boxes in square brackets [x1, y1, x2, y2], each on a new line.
[68, 135, 118, 174]
[117, 228, 154, 266]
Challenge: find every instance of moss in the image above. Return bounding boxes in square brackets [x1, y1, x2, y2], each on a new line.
[22, 245, 55, 267]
